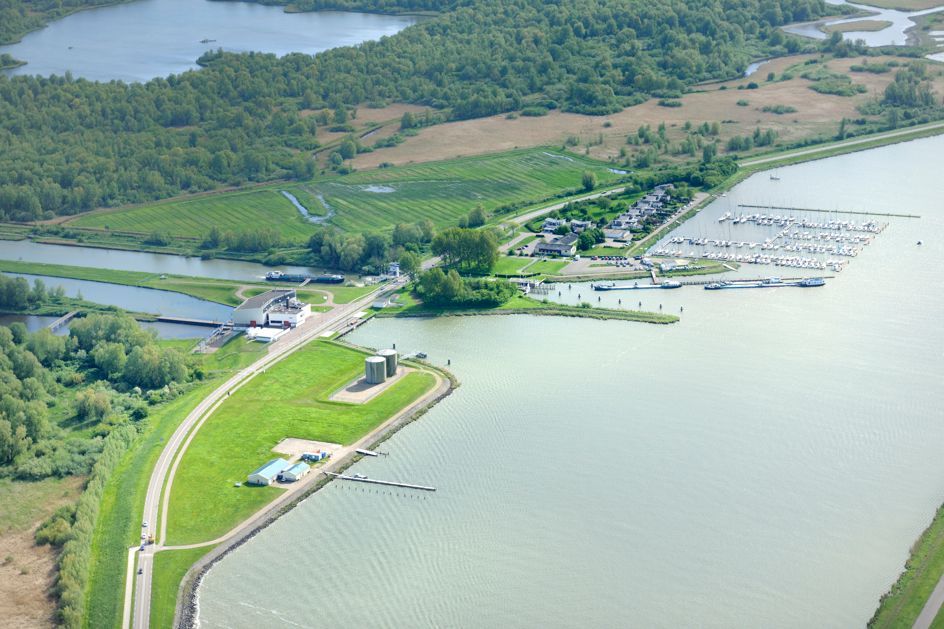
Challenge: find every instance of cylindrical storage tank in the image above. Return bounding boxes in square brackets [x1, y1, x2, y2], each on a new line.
[365, 356, 387, 384]
[376, 348, 398, 377]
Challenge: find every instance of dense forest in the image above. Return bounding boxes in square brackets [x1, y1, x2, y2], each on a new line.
[0, 0, 123, 44]
[0, 308, 192, 476]
[0, 0, 835, 222]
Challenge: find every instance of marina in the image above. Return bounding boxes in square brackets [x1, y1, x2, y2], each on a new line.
[196, 133, 944, 629]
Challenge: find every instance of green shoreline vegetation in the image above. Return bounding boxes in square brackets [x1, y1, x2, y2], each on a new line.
[869, 502, 944, 628]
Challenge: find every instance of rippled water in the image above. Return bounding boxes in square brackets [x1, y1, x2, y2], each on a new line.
[197, 135, 944, 627]
[0, 0, 417, 82]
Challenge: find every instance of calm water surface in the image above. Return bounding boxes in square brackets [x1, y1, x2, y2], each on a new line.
[0, 240, 342, 282]
[783, 0, 944, 46]
[0, 0, 417, 82]
[6, 272, 232, 321]
[198, 136, 944, 627]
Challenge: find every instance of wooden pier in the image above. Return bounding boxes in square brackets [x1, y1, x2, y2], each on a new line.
[738, 204, 919, 219]
[324, 471, 435, 492]
[47, 311, 78, 331]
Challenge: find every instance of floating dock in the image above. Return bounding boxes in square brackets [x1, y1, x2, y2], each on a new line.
[324, 471, 435, 492]
[738, 204, 919, 219]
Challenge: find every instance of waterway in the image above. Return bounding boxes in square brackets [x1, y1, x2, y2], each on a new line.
[0, 240, 336, 282]
[5, 272, 232, 322]
[0, 0, 418, 82]
[197, 134, 944, 627]
[783, 0, 944, 46]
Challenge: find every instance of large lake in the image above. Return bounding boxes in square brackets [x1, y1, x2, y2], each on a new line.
[197, 134, 944, 627]
[0, 0, 418, 82]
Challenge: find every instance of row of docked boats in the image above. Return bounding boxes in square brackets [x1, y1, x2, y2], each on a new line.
[651, 249, 847, 272]
[717, 212, 886, 233]
[704, 277, 825, 290]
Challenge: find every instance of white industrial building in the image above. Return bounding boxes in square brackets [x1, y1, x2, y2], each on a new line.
[279, 462, 310, 482]
[232, 289, 311, 328]
[248, 458, 291, 486]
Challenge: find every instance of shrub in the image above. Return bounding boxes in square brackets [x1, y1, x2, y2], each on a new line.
[657, 99, 683, 107]
[762, 104, 798, 114]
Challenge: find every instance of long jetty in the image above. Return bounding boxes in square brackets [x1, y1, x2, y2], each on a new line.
[324, 471, 436, 492]
[738, 204, 920, 219]
[47, 311, 78, 331]
[679, 275, 835, 286]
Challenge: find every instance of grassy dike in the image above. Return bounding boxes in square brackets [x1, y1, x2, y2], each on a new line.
[83, 339, 266, 629]
[0, 259, 374, 308]
[869, 503, 944, 629]
[379, 293, 679, 324]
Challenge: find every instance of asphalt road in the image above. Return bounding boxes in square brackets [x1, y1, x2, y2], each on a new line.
[127, 281, 397, 629]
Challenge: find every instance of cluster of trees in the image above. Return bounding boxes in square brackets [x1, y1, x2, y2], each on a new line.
[577, 227, 606, 251]
[0, 311, 190, 476]
[725, 127, 778, 152]
[0, 274, 64, 310]
[307, 219, 435, 272]
[882, 64, 937, 109]
[0, 0, 831, 221]
[457, 205, 487, 228]
[416, 268, 517, 307]
[201, 226, 283, 252]
[431, 227, 499, 275]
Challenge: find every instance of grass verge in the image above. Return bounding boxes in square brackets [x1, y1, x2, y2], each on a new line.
[164, 340, 436, 546]
[150, 546, 215, 629]
[870, 503, 944, 629]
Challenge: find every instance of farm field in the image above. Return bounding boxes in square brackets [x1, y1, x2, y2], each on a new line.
[65, 148, 620, 241]
[303, 148, 620, 233]
[67, 186, 320, 243]
[164, 341, 436, 546]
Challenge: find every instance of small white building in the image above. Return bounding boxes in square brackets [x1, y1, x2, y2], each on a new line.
[248, 458, 291, 486]
[279, 462, 310, 482]
[267, 300, 311, 328]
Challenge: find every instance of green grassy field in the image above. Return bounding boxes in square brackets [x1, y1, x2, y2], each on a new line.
[65, 148, 619, 240]
[0, 477, 82, 534]
[84, 339, 266, 629]
[305, 148, 619, 233]
[67, 186, 319, 243]
[870, 503, 944, 629]
[150, 546, 215, 629]
[492, 256, 569, 277]
[164, 341, 436, 546]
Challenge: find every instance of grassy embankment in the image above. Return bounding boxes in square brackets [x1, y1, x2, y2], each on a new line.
[379, 292, 678, 324]
[822, 20, 894, 33]
[150, 546, 216, 629]
[0, 259, 373, 308]
[164, 340, 436, 546]
[869, 503, 944, 629]
[82, 338, 267, 629]
[65, 148, 621, 241]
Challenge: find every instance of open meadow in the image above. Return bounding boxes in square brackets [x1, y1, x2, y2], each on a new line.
[164, 341, 436, 546]
[63, 148, 620, 240]
[67, 186, 320, 243]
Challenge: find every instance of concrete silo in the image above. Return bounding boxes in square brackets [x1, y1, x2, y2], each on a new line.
[376, 348, 398, 377]
[365, 356, 387, 384]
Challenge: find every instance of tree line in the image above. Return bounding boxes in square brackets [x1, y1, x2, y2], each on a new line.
[0, 0, 832, 221]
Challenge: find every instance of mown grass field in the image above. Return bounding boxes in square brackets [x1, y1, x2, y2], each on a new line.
[67, 186, 319, 242]
[84, 338, 266, 629]
[308, 148, 619, 232]
[164, 341, 435, 546]
[150, 546, 215, 629]
[65, 148, 619, 240]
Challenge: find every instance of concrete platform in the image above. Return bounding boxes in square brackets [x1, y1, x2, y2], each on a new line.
[329, 367, 413, 404]
[271, 438, 341, 460]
